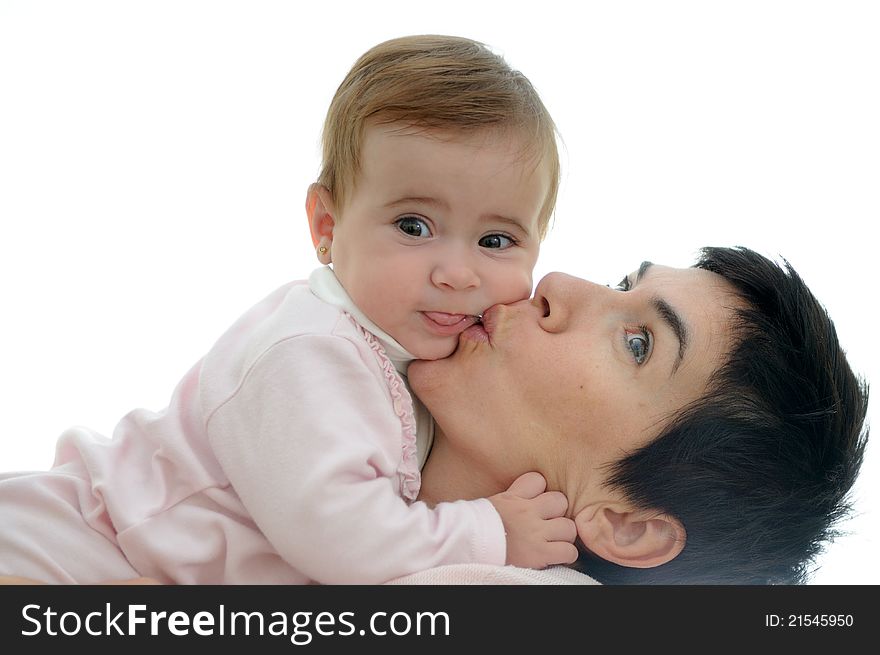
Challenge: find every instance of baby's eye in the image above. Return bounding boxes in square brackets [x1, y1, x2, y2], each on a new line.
[625, 328, 652, 366]
[395, 216, 432, 238]
[478, 233, 516, 249]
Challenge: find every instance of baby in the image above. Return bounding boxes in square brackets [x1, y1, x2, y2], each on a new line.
[0, 35, 575, 584]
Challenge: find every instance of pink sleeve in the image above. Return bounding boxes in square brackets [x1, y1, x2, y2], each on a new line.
[205, 333, 506, 584]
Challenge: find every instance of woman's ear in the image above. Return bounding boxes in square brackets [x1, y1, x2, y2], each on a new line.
[574, 502, 686, 569]
[305, 183, 336, 264]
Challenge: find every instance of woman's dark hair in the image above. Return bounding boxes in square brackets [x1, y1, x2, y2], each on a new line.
[575, 246, 869, 584]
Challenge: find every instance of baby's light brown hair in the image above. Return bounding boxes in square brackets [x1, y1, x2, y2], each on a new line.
[318, 34, 560, 239]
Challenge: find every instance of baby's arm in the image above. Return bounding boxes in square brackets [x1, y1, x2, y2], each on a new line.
[206, 334, 554, 584]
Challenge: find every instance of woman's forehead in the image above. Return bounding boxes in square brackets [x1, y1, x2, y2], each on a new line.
[626, 262, 720, 284]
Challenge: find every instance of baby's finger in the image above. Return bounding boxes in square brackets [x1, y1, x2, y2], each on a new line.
[542, 542, 580, 566]
[543, 516, 577, 543]
[505, 471, 547, 499]
[536, 490, 569, 518]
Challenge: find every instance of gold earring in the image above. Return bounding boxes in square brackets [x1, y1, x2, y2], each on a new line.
[318, 246, 328, 255]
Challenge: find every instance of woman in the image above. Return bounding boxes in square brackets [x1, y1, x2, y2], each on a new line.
[1, 247, 868, 584]
[411, 258, 736, 572]
[412, 246, 869, 584]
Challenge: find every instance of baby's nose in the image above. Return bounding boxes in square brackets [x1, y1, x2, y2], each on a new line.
[430, 260, 480, 290]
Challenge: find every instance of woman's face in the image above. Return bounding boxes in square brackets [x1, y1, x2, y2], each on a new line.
[408, 263, 743, 512]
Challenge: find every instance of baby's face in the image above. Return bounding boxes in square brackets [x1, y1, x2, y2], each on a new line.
[326, 123, 548, 360]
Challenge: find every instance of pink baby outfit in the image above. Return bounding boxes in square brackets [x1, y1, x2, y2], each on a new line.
[0, 267, 506, 583]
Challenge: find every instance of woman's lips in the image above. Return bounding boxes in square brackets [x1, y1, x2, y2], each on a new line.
[460, 322, 490, 343]
[479, 306, 499, 336]
[459, 305, 497, 344]
[421, 311, 479, 336]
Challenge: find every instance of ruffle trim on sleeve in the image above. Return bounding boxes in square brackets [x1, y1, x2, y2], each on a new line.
[348, 315, 421, 503]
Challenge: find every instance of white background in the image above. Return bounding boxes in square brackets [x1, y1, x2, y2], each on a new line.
[1, 1, 876, 584]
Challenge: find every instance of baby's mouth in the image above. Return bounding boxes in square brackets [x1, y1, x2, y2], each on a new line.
[421, 311, 480, 335]
[422, 311, 478, 326]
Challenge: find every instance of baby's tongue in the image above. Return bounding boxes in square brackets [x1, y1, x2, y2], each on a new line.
[424, 311, 468, 326]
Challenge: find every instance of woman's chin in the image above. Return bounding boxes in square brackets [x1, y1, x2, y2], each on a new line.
[406, 358, 442, 398]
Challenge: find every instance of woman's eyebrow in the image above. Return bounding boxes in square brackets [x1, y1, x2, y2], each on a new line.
[653, 297, 689, 375]
[634, 261, 689, 375]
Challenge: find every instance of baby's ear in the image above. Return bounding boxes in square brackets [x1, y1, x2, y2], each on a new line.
[305, 183, 336, 264]
[574, 501, 686, 569]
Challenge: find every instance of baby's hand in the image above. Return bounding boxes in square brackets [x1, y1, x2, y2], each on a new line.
[488, 471, 578, 569]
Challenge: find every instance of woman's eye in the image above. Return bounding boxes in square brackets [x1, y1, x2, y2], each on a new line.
[478, 233, 516, 249]
[625, 329, 651, 366]
[395, 216, 432, 238]
[615, 276, 632, 291]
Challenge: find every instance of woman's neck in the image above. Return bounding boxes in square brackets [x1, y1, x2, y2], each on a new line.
[417, 429, 503, 506]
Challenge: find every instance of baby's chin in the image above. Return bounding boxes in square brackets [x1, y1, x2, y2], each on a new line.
[402, 337, 459, 362]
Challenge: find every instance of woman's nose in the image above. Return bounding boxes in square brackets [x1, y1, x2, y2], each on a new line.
[534, 272, 610, 332]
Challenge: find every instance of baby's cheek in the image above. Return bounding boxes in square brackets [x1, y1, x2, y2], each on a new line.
[495, 267, 534, 303]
